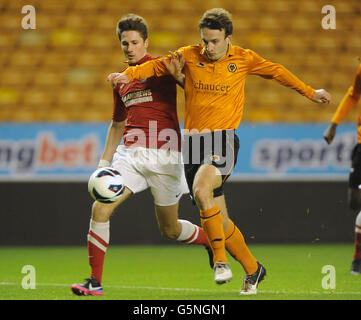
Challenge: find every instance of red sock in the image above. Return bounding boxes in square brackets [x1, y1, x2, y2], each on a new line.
[87, 220, 109, 284]
[183, 225, 210, 246]
[177, 219, 210, 246]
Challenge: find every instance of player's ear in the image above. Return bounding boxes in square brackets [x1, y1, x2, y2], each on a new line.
[226, 34, 232, 43]
[144, 38, 149, 49]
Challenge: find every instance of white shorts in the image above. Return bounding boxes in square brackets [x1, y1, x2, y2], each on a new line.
[111, 145, 189, 206]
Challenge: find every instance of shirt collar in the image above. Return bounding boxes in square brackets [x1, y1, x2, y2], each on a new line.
[227, 42, 235, 56]
[128, 53, 152, 66]
[200, 42, 235, 60]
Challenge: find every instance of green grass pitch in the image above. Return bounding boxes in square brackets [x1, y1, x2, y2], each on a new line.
[0, 244, 360, 300]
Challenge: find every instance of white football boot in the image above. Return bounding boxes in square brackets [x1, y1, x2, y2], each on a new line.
[213, 262, 233, 284]
[239, 262, 266, 295]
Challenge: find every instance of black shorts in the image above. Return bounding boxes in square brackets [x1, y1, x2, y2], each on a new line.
[182, 130, 240, 199]
[349, 143, 361, 189]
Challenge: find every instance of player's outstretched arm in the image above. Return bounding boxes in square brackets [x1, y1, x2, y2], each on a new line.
[323, 122, 337, 145]
[310, 89, 332, 104]
[107, 49, 187, 89]
[247, 50, 332, 103]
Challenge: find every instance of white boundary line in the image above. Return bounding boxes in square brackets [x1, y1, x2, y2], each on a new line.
[1, 282, 361, 296]
[0, 172, 349, 183]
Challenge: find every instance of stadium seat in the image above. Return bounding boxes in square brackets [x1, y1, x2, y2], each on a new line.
[103, 0, 136, 12]
[0, 51, 8, 67]
[0, 0, 7, 10]
[89, 89, 113, 106]
[134, 0, 166, 15]
[278, 35, 310, 53]
[49, 29, 83, 47]
[32, 70, 64, 87]
[0, 87, 19, 105]
[71, 0, 102, 12]
[335, 2, 355, 14]
[41, 51, 76, 68]
[92, 13, 119, 31]
[246, 32, 276, 53]
[265, 0, 294, 14]
[36, 0, 70, 11]
[350, 17, 361, 32]
[36, 14, 64, 29]
[108, 52, 127, 69]
[345, 37, 361, 53]
[291, 16, 318, 33]
[296, 0, 319, 14]
[232, 16, 257, 35]
[65, 68, 97, 86]
[257, 16, 285, 33]
[17, 31, 47, 48]
[150, 31, 180, 51]
[7, 50, 42, 68]
[314, 36, 339, 52]
[0, 33, 17, 48]
[74, 51, 109, 67]
[0, 13, 20, 29]
[22, 88, 54, 106]
[63, 13, 92, 30]
[0, 68, 33, 86]
[54, 87, 87, 107]
[83, 32, 116, 49]
[230, 0, 260, 14]
[167, 0, 196, 15]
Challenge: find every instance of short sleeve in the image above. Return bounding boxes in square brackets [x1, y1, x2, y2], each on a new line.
[112, 89, 127, 122]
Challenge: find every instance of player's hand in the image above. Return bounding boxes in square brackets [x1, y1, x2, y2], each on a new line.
[162, 51, 185, 86]
[311, 89, 332, 104]
[323, 123, 337, 145]
[107, 73, 130, 88]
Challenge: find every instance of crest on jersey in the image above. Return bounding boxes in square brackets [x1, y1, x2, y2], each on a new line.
[227, 63, 237, 73]
[210, 154, 221, 162]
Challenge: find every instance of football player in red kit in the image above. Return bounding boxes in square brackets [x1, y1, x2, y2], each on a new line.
[71, 14, 211, 296]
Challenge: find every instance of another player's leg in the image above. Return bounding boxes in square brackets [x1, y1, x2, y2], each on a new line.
[154, 202, 214, 268]
[348, 188, 361, 274]
[148, 147, 215, 268]
[192, 164, 232, 284]
[214, 194, 266, 294]
[348, 146, 361, 275]
[71, 187, 132, 296]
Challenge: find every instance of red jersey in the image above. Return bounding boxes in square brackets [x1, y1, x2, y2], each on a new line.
[112, 54, 181, 151]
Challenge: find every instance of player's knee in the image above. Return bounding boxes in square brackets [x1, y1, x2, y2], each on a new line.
[192, 185, 212, 208]
[92, 201, 114, 221]
[159, 224, 178, 240]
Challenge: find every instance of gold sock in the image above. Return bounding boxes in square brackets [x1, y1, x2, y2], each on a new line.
[200, 205, 227, 263]
[225, 219, 258, 274]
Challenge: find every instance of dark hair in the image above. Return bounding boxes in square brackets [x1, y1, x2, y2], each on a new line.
[198, 8, 233, 37]
[116, 14, 148, 41]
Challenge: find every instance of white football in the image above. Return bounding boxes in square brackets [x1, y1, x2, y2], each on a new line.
[88, 167, 125, 203]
